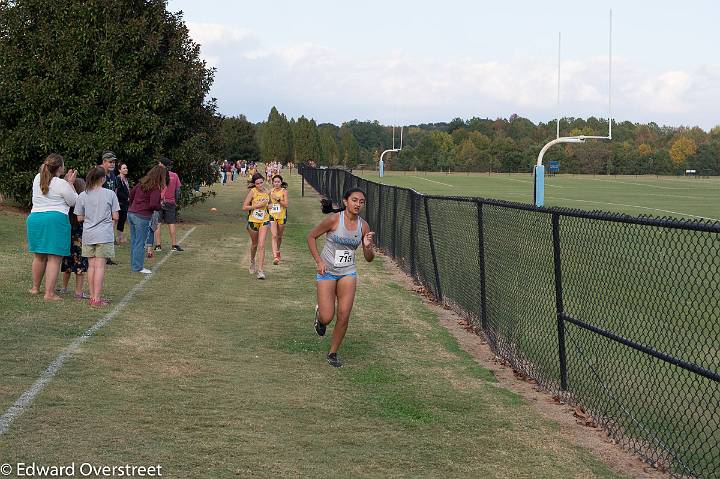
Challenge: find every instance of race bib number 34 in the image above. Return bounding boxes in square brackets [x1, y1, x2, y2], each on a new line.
[333, 249, 354, 268]
[252, 209, 265, 220]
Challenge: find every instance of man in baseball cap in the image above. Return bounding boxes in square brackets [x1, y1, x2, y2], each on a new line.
[99, 151, 118, 190]
[99, 150, 119, 264]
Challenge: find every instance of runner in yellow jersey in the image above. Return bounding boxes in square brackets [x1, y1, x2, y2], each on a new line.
[242, 173, 270, 279]
[269, 175, 289, 265]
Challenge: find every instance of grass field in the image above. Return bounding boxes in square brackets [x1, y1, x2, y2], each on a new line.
[354, 170, 720, 221]
[0, 174, 629, 478]
[346, 169, 720, 476]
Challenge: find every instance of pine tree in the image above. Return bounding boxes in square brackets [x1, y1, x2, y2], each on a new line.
[339, 125, 360, 167]
[318, 125, 340, 165]
[260, 107, 292, 163]
[292, 116, 322, 164]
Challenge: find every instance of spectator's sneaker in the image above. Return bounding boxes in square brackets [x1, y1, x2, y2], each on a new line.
[140, 268, 152, 274]
[89, 298, 110, 307]
[256, 270, 266, 280]
[314, 305, 326, 337]
[171, 244, 184, 252]
[154, 245, 162, 252]
[326, 353, 342, 368]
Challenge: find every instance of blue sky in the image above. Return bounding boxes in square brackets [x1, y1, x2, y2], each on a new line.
[167, 0, 719, 130]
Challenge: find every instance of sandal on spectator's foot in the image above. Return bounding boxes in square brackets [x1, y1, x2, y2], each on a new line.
[74, 292, 91, 300]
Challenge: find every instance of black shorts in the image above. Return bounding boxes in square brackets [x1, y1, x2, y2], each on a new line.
[247, 221, 270, 231]
[159, 203, 177, 224]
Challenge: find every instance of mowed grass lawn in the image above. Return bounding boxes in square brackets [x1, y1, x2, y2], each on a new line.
[0, 174, 628, 478]
[355, 170, 720, 221]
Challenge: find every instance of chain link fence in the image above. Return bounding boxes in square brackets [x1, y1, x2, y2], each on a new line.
[301, 166, 720, 478]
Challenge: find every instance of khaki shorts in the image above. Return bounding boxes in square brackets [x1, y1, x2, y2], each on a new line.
[81, 242, 115, 258]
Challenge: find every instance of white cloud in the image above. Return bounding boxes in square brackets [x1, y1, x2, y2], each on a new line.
[186, 22, 255, 46]
[196, 28, 720, 129]
[620, 69, 691, 114]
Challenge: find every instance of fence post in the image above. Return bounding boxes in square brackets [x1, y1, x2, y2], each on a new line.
[476, 201, 488, 331]
[423, 196, 443, 302]
[552, 212, 569, 391]
[391, 189, 398, 258]
[377, 186, 384, 249]
[409, 193, 417, 279]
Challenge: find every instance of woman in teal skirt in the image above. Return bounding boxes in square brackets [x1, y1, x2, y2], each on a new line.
[26, 153, 78, 301]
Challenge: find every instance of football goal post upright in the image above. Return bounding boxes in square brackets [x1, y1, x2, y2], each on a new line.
[379, 126, 403, 178]
[534, 11, 613, 207]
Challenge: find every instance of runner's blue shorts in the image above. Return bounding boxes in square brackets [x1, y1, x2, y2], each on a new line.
[316, 271, 357, 281]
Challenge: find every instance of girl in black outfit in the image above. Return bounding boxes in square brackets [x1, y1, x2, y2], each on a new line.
[115, 163, 130, 244]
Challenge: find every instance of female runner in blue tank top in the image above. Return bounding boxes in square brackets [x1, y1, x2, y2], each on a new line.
[307, 188, 375, 368]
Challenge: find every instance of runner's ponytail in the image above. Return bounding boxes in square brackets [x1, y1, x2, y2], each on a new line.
[320, 188, 366, 214]
[321, 198, 344, 214]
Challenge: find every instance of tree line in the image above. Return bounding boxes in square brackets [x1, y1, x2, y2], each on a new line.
[249, 108, 720, 176]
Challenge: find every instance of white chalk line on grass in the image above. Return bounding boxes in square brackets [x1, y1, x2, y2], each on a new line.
[0, 227, 197, 436]
[498, 191, 719, 220]
[545, 196, 719, 221]
[579, 177, 696, 190]
[411, 176, 455, 187]
[495, 176, 568, 188]
[636, 192, 716, 200]
[411, 175, 568, 189]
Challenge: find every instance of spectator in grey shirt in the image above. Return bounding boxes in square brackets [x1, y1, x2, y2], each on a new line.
[74, 166, 119, 307]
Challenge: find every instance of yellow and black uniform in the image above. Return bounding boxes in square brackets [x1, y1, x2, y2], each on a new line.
[247, 166, 257, 179]
[247, 187, 270, 231]
[269, 188, 287, 225]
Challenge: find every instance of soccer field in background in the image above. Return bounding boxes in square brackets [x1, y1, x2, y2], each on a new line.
[353, 171, 720, 221]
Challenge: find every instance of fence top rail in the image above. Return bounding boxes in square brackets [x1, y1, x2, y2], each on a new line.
[303, 167, 720, 234]
[423, 194, 720, 233]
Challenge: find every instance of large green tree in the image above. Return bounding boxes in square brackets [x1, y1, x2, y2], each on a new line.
[318, 124, 339, 166]
[0, 0, 219, 205]
[219, 115, 260, 163]
[259, 106, 293, 163]
[292, 116, 321, 164]
[339, 125, 360, 167]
